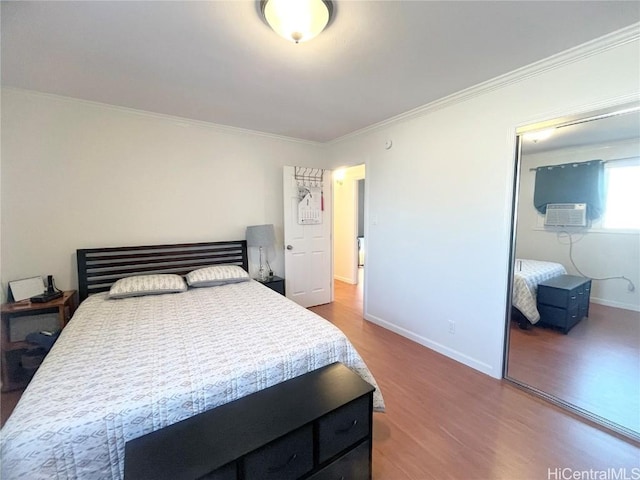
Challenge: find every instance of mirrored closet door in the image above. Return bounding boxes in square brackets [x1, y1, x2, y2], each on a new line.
[504, 104, 640, 441]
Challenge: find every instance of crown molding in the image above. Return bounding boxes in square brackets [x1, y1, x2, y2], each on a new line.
[329, 23, 640, 146]
[1, 87, 324, 147]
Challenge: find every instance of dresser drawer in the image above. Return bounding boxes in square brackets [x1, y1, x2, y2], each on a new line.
[243, 425, 313, 480]
[308, 440, 370, 480]
[197, 461, 236, 480]
[538, 304, 579, 325]
[538, 304, 581, 333]
[318, 395, 370, 464]
[579, 300, 588, 320]
[538, 284, 581, 310]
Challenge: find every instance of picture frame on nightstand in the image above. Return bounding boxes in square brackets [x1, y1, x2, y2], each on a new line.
[8, 277, 45, 302]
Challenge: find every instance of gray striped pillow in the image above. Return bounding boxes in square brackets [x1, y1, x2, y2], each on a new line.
[186, 265, 249, 288]
[108, 274, 187, 299]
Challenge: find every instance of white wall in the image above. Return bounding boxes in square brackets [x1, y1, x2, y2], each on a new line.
[2, 34, 638, 383]
[0, 89, 327, 300]
[326, 37, 640, 378]
[516, 139, 640, 311]
[333, 164, 365, 284]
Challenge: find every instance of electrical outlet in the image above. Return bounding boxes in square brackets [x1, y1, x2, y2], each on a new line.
[448, 320, 455, 334]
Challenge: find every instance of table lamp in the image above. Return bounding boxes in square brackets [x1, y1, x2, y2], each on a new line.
[246, 224, 276, 281]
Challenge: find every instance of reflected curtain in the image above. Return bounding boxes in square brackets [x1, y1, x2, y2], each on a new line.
[534, 160, 605, 220]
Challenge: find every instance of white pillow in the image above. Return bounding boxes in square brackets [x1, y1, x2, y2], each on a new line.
[186, 265, 249, 288]
[108, 274, 187, 299]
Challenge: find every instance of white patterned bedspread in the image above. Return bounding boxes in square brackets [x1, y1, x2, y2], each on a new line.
[1, 281, 384, 479]
[512, 259, 567, 323]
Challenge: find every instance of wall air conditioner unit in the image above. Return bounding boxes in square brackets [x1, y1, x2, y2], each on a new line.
[544, 203, 587, 227]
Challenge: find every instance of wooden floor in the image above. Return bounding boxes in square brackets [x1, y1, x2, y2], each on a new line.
[507, 302, 640, 434]
[2, 278, 639, 479]
[310, 276, 639, 479]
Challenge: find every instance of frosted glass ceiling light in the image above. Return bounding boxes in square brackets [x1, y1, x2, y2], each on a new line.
[523, 128, 555, 143]
[261, 0, 333, 44]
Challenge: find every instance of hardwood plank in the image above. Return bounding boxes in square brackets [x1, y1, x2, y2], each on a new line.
[507, 302, 640, 433]
[311, 274, 640, 479]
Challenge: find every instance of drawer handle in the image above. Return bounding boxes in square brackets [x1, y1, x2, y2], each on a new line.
[335, 419, 358, 434]
[570, 296, 577, 300]
[267, 453, 297, 473]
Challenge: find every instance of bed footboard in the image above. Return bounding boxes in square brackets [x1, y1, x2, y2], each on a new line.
[124, 362, 374, 480]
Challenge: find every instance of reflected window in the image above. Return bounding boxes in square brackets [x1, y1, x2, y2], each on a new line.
[603, 159, 640, 230]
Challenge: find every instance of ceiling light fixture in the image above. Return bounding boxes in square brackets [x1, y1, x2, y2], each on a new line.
[523, 128, 555, 143]
[261, 0, 333, 44]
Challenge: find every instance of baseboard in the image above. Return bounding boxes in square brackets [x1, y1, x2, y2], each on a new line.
[334, 275, 356, 285]
[591, 297, 640, 313]
[363, 312, 497, 378]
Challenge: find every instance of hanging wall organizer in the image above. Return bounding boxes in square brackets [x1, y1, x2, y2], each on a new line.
[295, 167, 324, 225]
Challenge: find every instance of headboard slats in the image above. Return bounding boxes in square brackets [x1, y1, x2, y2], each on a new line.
[83, 245, 244, 262]
[84, 253, 245, 270]
[77, 240, 248, 302]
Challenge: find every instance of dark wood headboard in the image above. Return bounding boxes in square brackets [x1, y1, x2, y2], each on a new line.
[77, 240, 248, 302]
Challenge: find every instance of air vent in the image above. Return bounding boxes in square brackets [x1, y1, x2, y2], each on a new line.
[544, 203, 587, 227]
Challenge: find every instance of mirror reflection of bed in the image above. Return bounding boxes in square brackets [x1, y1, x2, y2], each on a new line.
[505, 105, 640, 440]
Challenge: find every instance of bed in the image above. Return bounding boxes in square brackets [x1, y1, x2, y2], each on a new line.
[512, 258, 567, 324]
[1, 240, 384, 479]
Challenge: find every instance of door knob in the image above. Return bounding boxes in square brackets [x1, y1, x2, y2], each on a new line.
[286, 245, 293, 250]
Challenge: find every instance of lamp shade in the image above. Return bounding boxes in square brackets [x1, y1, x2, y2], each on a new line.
[261, 0, 333, 44]
[246, 224, 276, 248]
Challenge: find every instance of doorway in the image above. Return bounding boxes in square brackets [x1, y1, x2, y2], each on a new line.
[333, 165, 365, 288]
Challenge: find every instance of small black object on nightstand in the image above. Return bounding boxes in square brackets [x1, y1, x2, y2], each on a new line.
[258, 276, 285, 296]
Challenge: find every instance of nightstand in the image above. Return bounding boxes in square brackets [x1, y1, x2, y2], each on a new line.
[537, 275, 591, 334]
[257, 276, 285, 296]
[1, 290, 77, 391]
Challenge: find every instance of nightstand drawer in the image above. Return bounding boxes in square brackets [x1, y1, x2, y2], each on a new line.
[318, 395, 370, 463]
[537, 276, 591, 309]
[538, 284, 581, 309]
[539, 304, 579, 326]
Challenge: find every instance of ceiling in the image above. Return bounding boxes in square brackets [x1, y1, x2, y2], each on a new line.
[2, 1, 639, 143]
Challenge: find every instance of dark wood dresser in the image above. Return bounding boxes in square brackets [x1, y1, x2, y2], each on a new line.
[537, 275, 591, 334]
[124, 362, 374, 480]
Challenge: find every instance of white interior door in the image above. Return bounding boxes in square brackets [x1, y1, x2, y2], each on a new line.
[283, 166, 333, 307]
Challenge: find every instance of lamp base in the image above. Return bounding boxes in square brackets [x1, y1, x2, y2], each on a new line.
[257, 268, 270, 282]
